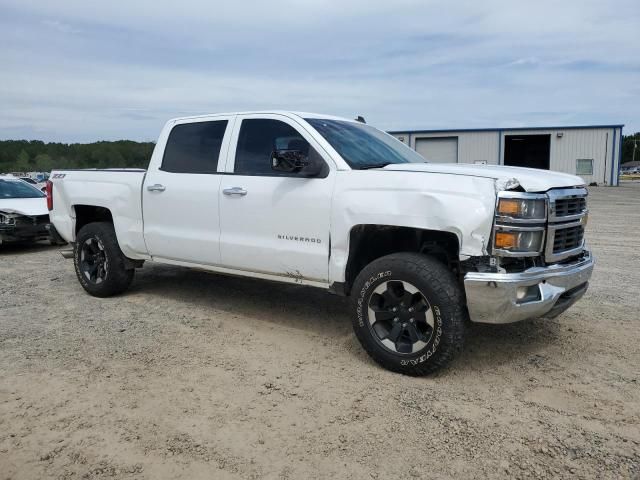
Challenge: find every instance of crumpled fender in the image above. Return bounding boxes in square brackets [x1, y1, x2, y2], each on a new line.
[329, 170, 497, 283]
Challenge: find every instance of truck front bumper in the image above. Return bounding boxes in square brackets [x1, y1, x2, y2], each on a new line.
[464, 251, 594, 324]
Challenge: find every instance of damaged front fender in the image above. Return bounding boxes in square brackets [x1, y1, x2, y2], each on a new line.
[328, 171, 497, 283]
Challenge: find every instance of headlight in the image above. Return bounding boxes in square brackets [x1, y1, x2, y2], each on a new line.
[497, 197, 546, 221]
[493, 193, 548, 257]
[493, 227, 544, 256]
[0, 212, 16, 225]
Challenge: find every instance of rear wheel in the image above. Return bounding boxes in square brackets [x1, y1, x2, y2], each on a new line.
[351, 253, 465, 376]
[74, 222, 134, 297]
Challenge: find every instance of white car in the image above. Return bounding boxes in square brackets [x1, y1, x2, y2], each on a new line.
[19, 176, 48, 193]
[0, 175, 52, 244]
[48, 111, 593, 375]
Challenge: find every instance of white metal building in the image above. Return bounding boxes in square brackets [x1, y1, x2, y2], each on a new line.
[388, 125, 624, 186]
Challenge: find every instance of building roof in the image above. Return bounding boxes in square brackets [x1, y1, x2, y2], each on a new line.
[388, 124, 625, 135]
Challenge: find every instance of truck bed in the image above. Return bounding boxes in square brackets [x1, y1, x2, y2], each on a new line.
[49, 168, 149, 259]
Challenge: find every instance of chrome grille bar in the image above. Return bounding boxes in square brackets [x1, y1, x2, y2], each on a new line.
[545, 188, 588, 262]
[547, 188, 588, 222]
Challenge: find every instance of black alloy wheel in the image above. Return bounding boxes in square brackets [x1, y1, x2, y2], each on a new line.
[367, 280, 435, 354]
[79, 236, 109, 284]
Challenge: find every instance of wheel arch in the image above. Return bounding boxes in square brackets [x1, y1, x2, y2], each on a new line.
[73, 204, 114, 236]
[339, 224, 460, 296]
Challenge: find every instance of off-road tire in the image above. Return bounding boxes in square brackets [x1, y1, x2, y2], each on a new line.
[351, 253, 466, 376]
[74, 222, 134, 297]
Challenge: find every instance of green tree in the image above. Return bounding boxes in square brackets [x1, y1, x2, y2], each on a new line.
[622, 133, 640, 164]
[0, 140, 155, 172]
[15, 149, 30, 172]
[33, 153, 54, 172]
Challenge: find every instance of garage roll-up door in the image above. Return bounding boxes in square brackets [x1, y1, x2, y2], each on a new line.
[415, 137, 458, 163]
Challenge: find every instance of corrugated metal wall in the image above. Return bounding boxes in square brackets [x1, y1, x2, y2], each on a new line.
[398, 131, 500, 164]
[501, 128, 617, 185]
[391, 127, 622, 185]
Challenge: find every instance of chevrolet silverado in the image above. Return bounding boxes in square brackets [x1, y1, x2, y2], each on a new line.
[48, 112, 594, 375]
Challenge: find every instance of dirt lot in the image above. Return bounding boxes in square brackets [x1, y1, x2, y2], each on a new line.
[1, 183, 639, 480]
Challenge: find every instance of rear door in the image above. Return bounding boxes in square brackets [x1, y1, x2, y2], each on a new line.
[218, 114, 335, 283]
[142, 116, 234, 265]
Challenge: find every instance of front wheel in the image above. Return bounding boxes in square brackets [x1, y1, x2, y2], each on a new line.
[74, 222, 134, 297]
[351, 253, 466, 376]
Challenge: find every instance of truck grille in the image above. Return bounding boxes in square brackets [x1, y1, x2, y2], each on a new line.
[545, 188, 588, 262]
[553, 224, 584, 253]
[554, 197, 586, 218]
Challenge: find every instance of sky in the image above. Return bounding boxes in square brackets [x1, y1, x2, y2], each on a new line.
[1, 0, 639, 143]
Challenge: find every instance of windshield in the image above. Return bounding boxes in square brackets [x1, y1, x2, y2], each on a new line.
[0, 179, 46, 199]
[305, 118, 425, 169]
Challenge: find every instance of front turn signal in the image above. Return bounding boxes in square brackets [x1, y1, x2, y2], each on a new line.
[495, 231, 517, 249]
[497, 199, 520, 216]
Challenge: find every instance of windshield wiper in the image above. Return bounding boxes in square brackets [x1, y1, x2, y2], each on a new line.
[357, 162, 393, 170]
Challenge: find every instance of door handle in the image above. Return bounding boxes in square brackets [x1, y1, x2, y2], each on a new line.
[223, 187, 247, 196]
[147, 184, 166, 192]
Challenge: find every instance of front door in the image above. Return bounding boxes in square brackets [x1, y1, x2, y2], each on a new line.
[219, 114, 335, 283]
[143, 116, 234, 265]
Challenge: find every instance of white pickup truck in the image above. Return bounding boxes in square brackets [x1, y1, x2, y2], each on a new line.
[48, 111, 594, 375]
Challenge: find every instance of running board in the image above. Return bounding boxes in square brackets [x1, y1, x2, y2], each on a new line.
[60, 249, 74, 259]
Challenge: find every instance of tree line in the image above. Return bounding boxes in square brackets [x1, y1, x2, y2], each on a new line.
[0, 140, 156, 174]
[622, 132, 640, 164]
[0, 133, 639, 174]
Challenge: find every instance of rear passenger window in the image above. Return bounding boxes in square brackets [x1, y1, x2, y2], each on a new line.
[235, 119, 311, 175]
[161, 120, 228, 174]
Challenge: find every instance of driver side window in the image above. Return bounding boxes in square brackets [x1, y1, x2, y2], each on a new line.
[234, 119, 313, 175]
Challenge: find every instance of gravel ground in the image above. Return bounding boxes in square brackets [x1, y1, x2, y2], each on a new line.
[1, 183, 639, 480]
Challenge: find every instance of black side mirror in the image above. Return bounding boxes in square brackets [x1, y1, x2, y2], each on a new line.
[271, 149, 307, 173]
[271, 149, 322, 177]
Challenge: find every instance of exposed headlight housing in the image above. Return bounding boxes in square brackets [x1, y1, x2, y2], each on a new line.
[0, 212, 17, 225]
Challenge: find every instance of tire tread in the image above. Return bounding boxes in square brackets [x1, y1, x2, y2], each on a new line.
[351, 252, 466, 376]
[74, 222, 134, 297]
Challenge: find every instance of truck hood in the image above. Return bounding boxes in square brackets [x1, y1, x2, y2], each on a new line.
[382, 163, 584, 192]
[0, 197, 49, 216]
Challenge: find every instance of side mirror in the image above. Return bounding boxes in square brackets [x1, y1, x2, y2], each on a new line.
[271, 149, 322, 177]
